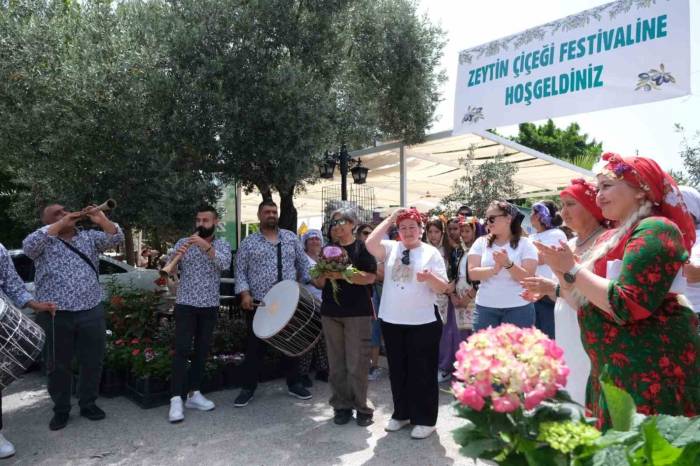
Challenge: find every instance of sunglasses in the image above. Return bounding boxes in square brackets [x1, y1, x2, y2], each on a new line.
[359, 230, 372, 236]
[486, 214, 508, 224]
[401, 249, 410, 265]
[330, 219, 348, 227]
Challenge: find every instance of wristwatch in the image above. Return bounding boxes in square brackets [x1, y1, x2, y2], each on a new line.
[563, 264, 582, 284]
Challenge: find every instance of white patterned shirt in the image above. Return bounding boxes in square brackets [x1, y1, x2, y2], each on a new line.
[23, 225, 124, 311]
[0, 243, 33, 308]
[169, 237, 231, 308]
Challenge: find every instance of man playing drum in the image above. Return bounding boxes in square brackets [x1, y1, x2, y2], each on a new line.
[166, 206, 231, 423]
[0, 243, 56, 458]
[234, 200, 312, 407]
[23, 203, 124, 431]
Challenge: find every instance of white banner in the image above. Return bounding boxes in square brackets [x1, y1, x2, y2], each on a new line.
[453, 0, 691, 134]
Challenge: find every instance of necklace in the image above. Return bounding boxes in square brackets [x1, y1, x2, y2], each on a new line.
[576, 226, 603, 248]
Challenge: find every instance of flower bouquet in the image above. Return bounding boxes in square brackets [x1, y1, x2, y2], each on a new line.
[451, 324, 700, 465]
[309, 245, 359, 304]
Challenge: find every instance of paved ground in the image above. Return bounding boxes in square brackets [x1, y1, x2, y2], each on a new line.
[2, 365, 491, 466]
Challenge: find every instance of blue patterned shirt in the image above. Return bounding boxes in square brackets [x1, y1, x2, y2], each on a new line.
[22, 225, 124, 311]
[0, 243, 33, 308]
[235, 229, 310, 301]
[169, 237, 231, 307]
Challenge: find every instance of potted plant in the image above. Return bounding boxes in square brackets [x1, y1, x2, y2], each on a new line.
[101, 331, 132, 397]
[126, 344, 172, 409]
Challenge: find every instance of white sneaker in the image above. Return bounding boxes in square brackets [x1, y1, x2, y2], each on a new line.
[437, 370, 452, 383]
[411, 425, 436, 439]
[185, 391, 215, 411]
[169, 396, 184, 423]
[385, 418, 410, 432]
[0, 433, 15, 459]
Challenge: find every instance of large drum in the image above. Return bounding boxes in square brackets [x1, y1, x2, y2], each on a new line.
[253, 280, 322, 357]
[0, 294, 46, 389]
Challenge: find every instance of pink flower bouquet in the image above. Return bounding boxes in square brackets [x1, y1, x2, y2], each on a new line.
[309, 245, 359, 304]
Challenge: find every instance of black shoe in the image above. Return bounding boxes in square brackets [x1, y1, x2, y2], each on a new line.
[49, 413, 69, 431]
[234, 389, 254, 407]
[356, 412, 374, 427]
[301, 375, 313, 388]
[315, 370, 328, 382]
[287, 383, 312, 400]
[333, 409, 353, 425]
[80, 404, 106, 421]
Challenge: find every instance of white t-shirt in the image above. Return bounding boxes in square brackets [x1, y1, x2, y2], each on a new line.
[378, 240, 448, 325]
[531, 228, 568, 280]
[303, 254, 323, 302]
[468, 235, 538, 308]
[683, 230, 700, 313]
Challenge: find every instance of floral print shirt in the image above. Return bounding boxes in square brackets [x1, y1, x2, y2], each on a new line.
[169, 237, 231, 307]
[22, 225, 124, 311]
[0, 243, 33, 308]
[235, 229, 310, 301]
[580, 217, 700, 429]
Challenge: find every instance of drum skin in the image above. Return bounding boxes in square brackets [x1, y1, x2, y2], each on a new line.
[0, 294, 46, 389]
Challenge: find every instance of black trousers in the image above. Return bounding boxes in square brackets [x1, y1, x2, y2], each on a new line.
[381, 315, 443, 426]
[37, 305, 106, 414]
[171, 304, 218, 397]
[240, 311, 300, 390]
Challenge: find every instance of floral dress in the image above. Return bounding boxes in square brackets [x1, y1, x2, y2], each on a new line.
[580, 217, 700, 429]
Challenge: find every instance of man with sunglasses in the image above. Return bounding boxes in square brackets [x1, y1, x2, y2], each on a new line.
[234, 200, 312, 407]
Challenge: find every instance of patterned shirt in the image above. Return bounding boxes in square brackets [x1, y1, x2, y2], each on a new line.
[22, 225, 124, 311]
[0, 243, 33, 308]
[169, 237, 231, 307]
[235, 229, 310, 301]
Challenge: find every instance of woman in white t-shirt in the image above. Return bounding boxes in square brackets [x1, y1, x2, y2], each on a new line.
[680, 186, 700, 326]
[468, 200, 538, 329]
[365, 208, 448, 440]
[530, 201, 568, 339]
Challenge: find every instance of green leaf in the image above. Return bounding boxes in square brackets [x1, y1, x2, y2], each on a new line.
[600, 371, 637, 432]
[673, 442, 700, 466]
[654, 415, 700, 447]
[458, 438, 502, 458]
[589, 444, 632, 466]
[640, 419, 682, 465]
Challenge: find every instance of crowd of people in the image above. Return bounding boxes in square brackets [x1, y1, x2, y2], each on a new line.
[0, 152, 699, 457]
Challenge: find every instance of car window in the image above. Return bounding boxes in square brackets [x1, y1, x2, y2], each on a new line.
[99, 259, 127, 275]
[11, 254, 35, 283]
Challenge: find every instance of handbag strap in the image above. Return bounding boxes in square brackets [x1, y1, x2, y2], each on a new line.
[276, 241, 283, 283]
[57, 238, 99, 279]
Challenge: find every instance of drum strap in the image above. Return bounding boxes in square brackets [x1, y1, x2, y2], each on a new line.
[57, 238, 99, 279]
[276, 242, 283, 283]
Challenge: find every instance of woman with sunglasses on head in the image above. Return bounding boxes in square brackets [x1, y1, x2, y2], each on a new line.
[365, 208, 449, 439]
[468, 201, 538, 330]
[529, 201, 567, 339]
[521, 179, 607, 405]
[535, 153, 700, 429]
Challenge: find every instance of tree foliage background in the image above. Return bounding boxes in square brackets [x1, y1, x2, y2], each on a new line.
[0, 0, 445, 259]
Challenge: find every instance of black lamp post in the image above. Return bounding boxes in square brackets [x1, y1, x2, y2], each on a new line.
[318, 144, 369, 201]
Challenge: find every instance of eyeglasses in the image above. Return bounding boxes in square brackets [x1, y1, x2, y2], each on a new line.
[486, 214, 508, 224]
[399, 226, 419, 232]
[330, 219, 348, 227]
[401, 249, 410, 265]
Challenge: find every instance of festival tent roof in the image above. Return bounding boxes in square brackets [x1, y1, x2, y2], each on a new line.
[238, 129, 593, 223]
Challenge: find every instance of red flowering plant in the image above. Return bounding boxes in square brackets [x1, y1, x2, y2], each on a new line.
[130, 343, 172, 380]
[309, 245, 359, 304]
[104, 280, 164, 338]
[452, 324, 700, 465]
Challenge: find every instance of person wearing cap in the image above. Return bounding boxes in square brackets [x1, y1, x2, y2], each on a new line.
[467, 200, 538, 330]
[298, 229, 329, 387]
[365, 208, 448, 439]
[535, 153, 700, 429]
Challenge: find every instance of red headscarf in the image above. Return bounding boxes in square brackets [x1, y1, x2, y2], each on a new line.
[597, 152, 696, 251]
[559, 179, 605, 223]
[395, 208, 423, 227]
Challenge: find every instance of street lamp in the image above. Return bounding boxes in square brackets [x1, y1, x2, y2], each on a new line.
[318, 144, 369, 200]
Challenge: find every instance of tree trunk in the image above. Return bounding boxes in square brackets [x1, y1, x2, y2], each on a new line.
[124, 226, 135, 266]
[278, 185, 297, 233]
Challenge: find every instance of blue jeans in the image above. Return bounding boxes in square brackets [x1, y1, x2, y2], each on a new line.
[474, 303, 535, 331]
[534, 297, 556, 339]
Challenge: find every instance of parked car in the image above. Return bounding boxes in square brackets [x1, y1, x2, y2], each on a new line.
[9, 249, 162, 296]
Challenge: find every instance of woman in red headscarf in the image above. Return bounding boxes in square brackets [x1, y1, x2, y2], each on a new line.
[365, 208, 449, 439]
[535, 153, 700, 429]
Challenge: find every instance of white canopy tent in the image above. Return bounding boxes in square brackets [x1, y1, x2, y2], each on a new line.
[238, 129, 592, 225]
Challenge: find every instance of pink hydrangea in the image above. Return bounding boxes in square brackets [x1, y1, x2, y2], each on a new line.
[451, 324, 569, 413]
